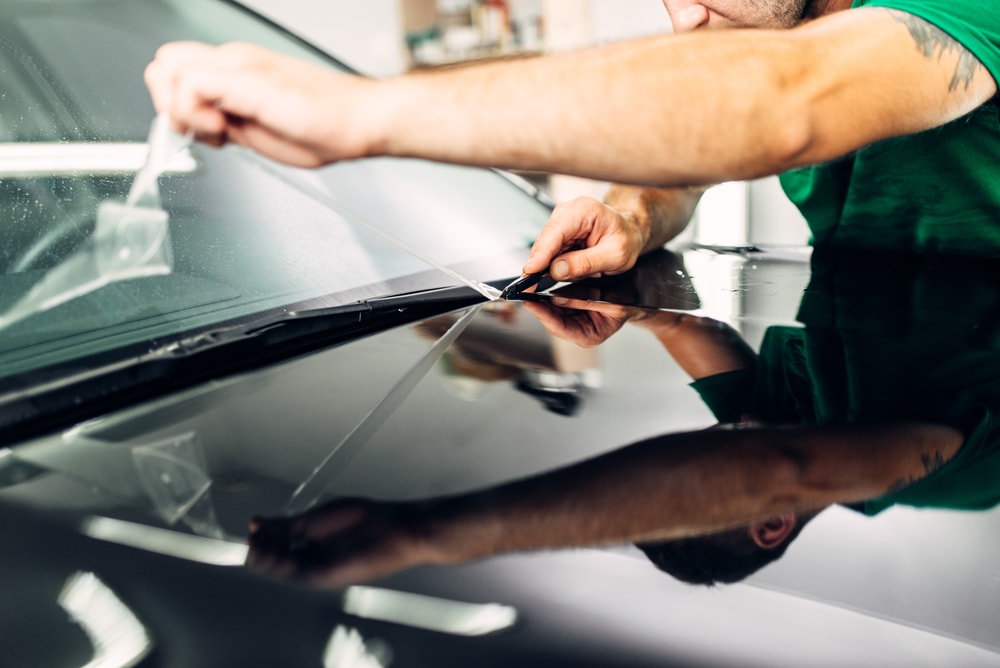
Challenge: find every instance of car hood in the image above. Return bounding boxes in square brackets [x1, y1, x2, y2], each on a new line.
[3, 245, 1000, 667]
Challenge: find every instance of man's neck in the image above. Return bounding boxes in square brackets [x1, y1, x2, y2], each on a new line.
[805, 0, 855, 20]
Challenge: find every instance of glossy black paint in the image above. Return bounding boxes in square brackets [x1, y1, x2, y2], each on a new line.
[5, 245, 1000, 666]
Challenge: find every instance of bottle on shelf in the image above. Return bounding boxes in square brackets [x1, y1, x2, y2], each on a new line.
[473, 0, 512, 49]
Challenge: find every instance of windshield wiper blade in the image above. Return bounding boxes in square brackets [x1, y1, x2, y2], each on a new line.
[148, 286, 488, 360]
[0, 285, 489, 448]
[150, 301, 377, 359]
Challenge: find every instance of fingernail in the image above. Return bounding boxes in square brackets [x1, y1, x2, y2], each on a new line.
[553, 260, 569, 280]
[552, 296, 568, 306]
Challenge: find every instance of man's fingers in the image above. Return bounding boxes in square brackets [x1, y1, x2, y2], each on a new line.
[167, 65, 266, 138]
[147, 42, 280, 142]
[529, 241, 632, 282]
[145, 42, 218, 116]
[524, 197, 644, 280]
[522, 197, 604, 275]
[550, 242, 629, 281]
[524, 224, 575, 275]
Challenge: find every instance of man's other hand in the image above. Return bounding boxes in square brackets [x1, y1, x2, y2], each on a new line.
[144, 42, 380, 167]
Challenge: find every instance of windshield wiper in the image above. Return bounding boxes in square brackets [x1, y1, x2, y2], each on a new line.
[150, 287, 490, 360]
[0, 285, 490, 448]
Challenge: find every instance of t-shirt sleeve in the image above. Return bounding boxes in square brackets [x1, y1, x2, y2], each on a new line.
[861, 408, 1000, 515]
[853, 0, 1000, 86]
[689, 369, 756, 424]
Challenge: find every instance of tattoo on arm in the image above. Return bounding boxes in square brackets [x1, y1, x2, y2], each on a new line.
[885, 449, 950, 495]
[889, 10, 982, 92]
[920, 450, 947, 475]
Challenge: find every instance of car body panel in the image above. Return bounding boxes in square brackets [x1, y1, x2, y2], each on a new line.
[2, 1, 999, 666]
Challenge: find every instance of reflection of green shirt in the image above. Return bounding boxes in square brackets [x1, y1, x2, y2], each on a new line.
[779, 0, 1000, 255]
[863, 411, 1000, 514]
[692, 336, 1000, 515]
[692, 252, 1000, 515]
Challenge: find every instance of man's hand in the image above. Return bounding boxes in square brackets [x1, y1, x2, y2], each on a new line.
[523, 197, 648, 282]
[144, 42, 380, 167]
[246, 498, 438, 588]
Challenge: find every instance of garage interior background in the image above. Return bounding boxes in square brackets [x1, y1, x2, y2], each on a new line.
[242, 0, 810, 247]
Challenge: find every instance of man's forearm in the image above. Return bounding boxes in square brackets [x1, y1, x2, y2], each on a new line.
[371, 32, 808, 185]
[363, 9, 994, 187]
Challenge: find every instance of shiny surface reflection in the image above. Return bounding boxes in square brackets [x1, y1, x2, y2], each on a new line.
[6, 246, 1000, 665]
[245, 247, 1000, 654]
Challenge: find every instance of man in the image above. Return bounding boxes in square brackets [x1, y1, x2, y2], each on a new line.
[145, 1, 1000, 588]
[146, 1, 1000, 272]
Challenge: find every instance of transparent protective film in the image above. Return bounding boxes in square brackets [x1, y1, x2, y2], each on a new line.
[284, 304, 484, 515]
[132, 432, 225, 540]
[238, 149, 504, 302]
[0, 114, 188, 331]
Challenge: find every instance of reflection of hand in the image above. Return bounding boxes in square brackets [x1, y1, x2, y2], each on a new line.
[246, 498, 435, 588]
[523, 197, 647, 282]
[522, 297, 637, 348]
[145, 42, 377, 167]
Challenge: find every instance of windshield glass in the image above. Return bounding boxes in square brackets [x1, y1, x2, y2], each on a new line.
[0, 0, 548, 381]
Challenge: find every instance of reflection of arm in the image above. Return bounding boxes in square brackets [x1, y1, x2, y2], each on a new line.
[247, 421, 963, 586]
[423, 422, 963, 564]
[522, 293, 754, 378]
[635, 312, 755, 380]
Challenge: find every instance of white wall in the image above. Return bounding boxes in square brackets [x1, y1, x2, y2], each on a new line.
[240, 0, 409, 77]
[589, 0, 671, 43]
[749, 177, 810, 246]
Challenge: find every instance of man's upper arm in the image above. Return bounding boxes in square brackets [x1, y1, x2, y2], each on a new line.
[785, 6, 998, 167]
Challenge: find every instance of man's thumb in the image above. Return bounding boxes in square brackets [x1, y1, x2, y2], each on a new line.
[550, 249, 600, 281]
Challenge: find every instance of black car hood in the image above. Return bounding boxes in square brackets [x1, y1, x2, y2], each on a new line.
[4, 246, 1000, 667]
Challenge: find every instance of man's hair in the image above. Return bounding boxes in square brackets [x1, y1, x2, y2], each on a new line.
[635, 522, 807, 586]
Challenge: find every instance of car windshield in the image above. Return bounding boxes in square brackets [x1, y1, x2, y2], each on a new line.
[0, 0, 549, 382]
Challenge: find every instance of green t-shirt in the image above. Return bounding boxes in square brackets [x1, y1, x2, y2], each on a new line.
[691, 251, 1000, 514]
[779, 1, 1000, 255]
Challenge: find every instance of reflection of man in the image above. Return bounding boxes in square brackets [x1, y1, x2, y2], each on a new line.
[145, 2, 999, 262]
[635, 507, 815, 586]
[528, 249, 1000, 584]
[245, 250, 1000, 589]
[414, 303, 600, 416]
[245, 418, 963, 589]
